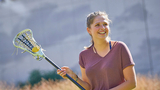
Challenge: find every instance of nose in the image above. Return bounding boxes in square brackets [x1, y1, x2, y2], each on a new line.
[100, 25, 105, 30]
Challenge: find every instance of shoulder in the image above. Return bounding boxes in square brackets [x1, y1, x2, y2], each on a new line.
[110, 40, 125, 46]
[114, 41, 128, 47]
[116, 41, 131, 53]
[111, 40, 129, 50]
[80, 46, 92, 56]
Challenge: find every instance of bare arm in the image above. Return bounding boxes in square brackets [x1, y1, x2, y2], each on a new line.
[79, 66, 91, 90]
[110, 65, 137, 90]
[57, 66, 91, 90]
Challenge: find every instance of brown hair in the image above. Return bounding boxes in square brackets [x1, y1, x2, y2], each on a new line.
[85, 11, 111, 49]
[87, 11, 111, 28]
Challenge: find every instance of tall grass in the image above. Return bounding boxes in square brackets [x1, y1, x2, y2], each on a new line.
[0, 81, 17, 90]
[133, 74, 160, 90]
[0, 74, 160, 90]
[19, 79, 79, 90]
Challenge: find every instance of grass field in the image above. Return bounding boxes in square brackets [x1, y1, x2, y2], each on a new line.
[0, 74, 160, 90]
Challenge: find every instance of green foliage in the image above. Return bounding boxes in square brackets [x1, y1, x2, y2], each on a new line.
[42, 70, 62, 81]
[28, 70, 42, 85]
[27, 69, 62, 86]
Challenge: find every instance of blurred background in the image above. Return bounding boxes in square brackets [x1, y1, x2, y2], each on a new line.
[0, 0, 160, 85]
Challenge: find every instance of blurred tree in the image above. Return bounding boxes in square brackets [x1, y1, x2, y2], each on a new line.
[28, 70, 42, 85]
[27, 69, 62, 86]
[42, 69, 62, 81]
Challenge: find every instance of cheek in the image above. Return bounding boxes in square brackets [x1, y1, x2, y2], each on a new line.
[107, 27, 110, 35]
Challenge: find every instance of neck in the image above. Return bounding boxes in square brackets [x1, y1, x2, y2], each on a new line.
[93, 39, 109, 51]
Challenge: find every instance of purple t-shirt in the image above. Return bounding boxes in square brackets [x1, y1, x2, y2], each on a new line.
[79, 41, 135, 90]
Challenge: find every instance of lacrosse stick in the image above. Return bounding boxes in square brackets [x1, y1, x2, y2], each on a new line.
[13, 29, 85, 90]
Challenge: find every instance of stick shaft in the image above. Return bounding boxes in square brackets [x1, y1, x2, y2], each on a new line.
[44, 57, 85, 90]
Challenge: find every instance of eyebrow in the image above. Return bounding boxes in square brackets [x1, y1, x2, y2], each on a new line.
[94, 21, 109, 24]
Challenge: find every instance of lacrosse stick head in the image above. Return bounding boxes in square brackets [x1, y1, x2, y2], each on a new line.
[13, 29, 45, 60]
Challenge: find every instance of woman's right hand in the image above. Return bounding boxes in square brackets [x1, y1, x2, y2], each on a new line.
[57, 66, 91, 90]
[57, 66, 77, 80]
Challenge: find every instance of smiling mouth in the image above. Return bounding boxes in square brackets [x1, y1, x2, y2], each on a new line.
[98, 31, 106, 34]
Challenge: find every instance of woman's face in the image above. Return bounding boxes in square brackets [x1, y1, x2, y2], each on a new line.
[87, 15, 109, 41]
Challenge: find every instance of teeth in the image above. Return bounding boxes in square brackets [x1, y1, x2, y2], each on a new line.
[99, 32, 105, 34]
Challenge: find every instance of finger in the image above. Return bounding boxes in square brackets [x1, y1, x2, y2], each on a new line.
[61, 66, 69, 69]
[59, 71, 67, 79]
[57, 69, 66, 76]
[57, 69, 60, 74]
[61, 72, 67, 77]
[57, 69, 63, 74]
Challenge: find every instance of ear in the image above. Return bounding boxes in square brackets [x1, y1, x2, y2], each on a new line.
[87, 27, 91, 35]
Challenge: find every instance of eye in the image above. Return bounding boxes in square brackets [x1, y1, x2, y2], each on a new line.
[103, 23, 108, 26]
[95, 24, 100, 26]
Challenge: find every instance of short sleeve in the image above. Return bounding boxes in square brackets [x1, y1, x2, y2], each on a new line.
[79, 52, 85, 68]
[120, 42, 135, 69]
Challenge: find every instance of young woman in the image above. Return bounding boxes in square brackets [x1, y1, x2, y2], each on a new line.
[57, 11, 137, 90]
